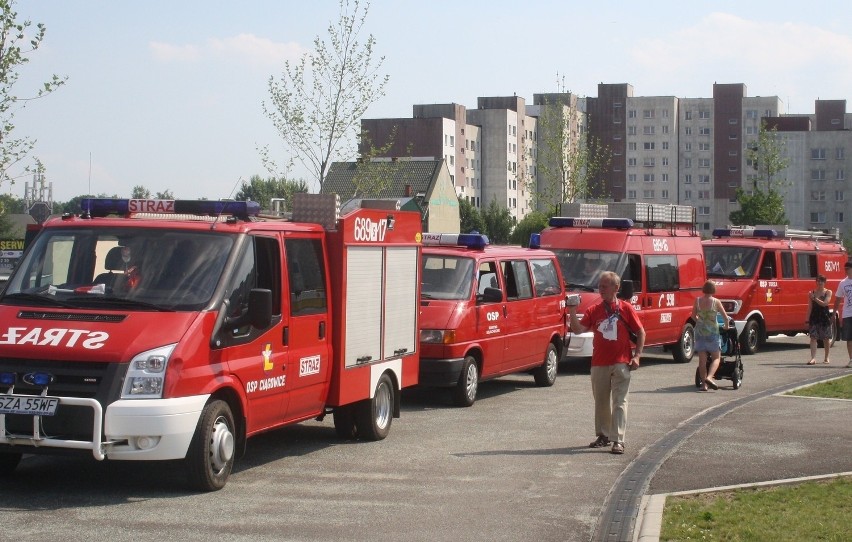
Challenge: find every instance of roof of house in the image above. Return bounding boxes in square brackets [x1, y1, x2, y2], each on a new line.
[322, 160, 443, 200]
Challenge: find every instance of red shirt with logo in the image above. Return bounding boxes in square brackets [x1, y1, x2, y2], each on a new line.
[579, 299, 642, 367]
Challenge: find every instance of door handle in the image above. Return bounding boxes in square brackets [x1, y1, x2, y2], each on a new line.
[503, 305, 508, 318]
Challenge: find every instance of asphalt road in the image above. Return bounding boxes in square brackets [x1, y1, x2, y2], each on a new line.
[1, 335, 849, 542]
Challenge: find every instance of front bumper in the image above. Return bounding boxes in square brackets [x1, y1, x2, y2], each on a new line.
[418, 357, 466, 387]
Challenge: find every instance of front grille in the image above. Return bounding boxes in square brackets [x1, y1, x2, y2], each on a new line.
[18, 311, 126, 323]
[0, 358, 128, 440]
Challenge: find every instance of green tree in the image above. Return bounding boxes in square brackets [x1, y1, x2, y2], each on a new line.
[262, 0, 389, 187]
[531, 92, 611, 215]
[509, 211, 548, 247]
[0, 0, 67, 190]
[482, 198, 513, 244]
[732, 120, 789, 226]
[458, 197, 486, 235]
[234, 175, 309, 212]
[131, 185, 151, 199]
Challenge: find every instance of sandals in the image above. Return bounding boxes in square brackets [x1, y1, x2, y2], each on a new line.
[823, 360, 831, 364]
[705, 378, 718, 390]
[807, 359, 816, 365]
[589, 435, 611, 448]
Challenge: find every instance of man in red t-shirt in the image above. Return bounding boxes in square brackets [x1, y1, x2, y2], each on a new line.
[568, 271, 645, 455]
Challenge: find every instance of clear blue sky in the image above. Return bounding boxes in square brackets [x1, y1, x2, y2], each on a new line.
[11, 0, 852, 202]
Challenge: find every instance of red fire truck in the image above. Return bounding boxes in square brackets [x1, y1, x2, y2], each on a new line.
[537, 202, 705, 363]
[0, 195, 422, 491]
[703, 225, 848, 354]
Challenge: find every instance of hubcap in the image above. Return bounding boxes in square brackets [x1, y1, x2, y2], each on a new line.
[210, 416, 234, 473]
[546, 350, 558, 381]
[375, 382, 392, 429]
[466, 363, 478, 401]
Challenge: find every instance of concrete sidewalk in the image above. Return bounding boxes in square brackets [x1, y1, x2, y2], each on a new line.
[633, 374, 852, 541]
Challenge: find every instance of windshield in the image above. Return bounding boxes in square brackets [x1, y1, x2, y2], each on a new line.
[3, 227, 234, 310]
[552, 249, 626, 291]
[704, 246, 760, 278]
[421, 255, 475, 300]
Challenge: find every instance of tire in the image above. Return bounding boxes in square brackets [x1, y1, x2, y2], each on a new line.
[451, 356, 479, 407]
[185, 399, 236, 492]
[355, 373, 394, 441]
[0, 452, 22, 475]
[672, 323, 695, 363]
[740, 319, 761, 355]
[333, 404, 358, 440]
[732, 360, 743, 390]
[533, 343, 559, 387]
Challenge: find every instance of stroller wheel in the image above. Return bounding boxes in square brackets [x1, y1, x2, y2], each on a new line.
[732, 359, 743, 389]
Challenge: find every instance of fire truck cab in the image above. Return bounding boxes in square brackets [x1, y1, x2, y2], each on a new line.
[537, 202, 705, 363]
[703, 225, 848, 354]
[0, 195, 422, 491]
[418, 233, 567, 407]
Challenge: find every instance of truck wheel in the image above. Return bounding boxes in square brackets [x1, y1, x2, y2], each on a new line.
[452, 356, 478, 407]
[672, 323, 695, 363]
[533, 343, 559, 387]
[356, 373, 394, 441]
[0, 452, 22, 475]
[185, 399, 236, 492]
[333, 404, 358, 440]
[740, 319, 760, 355]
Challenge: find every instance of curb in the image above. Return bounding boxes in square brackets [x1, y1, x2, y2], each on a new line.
[635, 471, 852, 542]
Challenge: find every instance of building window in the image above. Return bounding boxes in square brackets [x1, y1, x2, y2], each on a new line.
[662, 158, 669, 166]
[698, 190, 710, 200]
[836, 148, 845, 160]
[628, 109, 637, 118]
[662, 125, 669, 134]
[811, 191, 826, 201]
[685, 127, 692, 135]
[663, 109, 669, 118]
[811, 169, 826, 181]
[836, 212, 845, 223]
[698, 175, 710, 184]
[699, 127, 711, 135]
[684, 174, 692, 184]
[836, 191, 845, 201]
[831, 118, 841, 125]
[746, 126, 757, 135]
[684, 159, 692, 168]
[661, 189, 669, 199]
[644, 158, 655, 167]
[699, 142, 710, 151]
[811, 148, 826, 160]
[728, 134, 738, 140]
[643, 109, 655, 119]
[643, 174, 655, 182]
[699, 111, 711, 119]
[685, 111, 692, 120]
[628, 174, 637, 183]
[628, 158, 637, 167]
[684, 142, 692, 151]
[644, 142, 655, 150]
[626, 190, 637, 199]
[628, 126, 637, 135]
[643, 189, 655, 199]
[810, 212, 826, 224]
[746, 109, 758, 119]
[837, 169, 846, 181]
[728, 118, 738, 124]
[698, 158, 710, 168]
[662, 141, 669, 150]
[728, 166, 738, 172]
[698, 206, 710, 215]
[628, 142, 637, 151]
[728, 150, 738, 157]
[684, 190, 692, 200]
[643, 126, 655, 135]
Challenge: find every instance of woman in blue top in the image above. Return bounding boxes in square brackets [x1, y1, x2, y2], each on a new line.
[692, 280, 730, 391]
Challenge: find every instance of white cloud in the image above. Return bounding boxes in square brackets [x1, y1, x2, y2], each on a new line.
[628, 13, 852, 108]
[149, 34, 309, 68]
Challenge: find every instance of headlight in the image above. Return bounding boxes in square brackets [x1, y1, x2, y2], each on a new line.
[121, 344, 177, 399]
[720, 299, 742, 315]
[420, 329, 456, 344]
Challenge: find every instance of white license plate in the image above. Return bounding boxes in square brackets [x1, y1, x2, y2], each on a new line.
[0, 394, 60, 416]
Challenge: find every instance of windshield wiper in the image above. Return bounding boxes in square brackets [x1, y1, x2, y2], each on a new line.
[565, 282, 595, 292]
[65, 296, 175, 312]
[2, 292, 78, 308]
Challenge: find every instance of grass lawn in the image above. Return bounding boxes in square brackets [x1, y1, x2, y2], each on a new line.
[660, 375, 852, 541]
[660, 477, 852, 541]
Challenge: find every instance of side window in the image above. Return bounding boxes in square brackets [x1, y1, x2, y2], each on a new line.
[622, 254, 643, 293]
[645, 255, 679, 293]
[759, 251, 776, 279]
[477, 261, 499, 295]
[502, 259, 533, 300]
[286, 238, 328, 315]
[780, 252, 794, 279]
[796, 252, 817, 279]
[531, 258, 561, 296]
[221, 236, 280, 341]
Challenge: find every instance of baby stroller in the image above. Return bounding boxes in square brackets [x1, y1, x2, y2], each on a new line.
[694, 316, 744, 390]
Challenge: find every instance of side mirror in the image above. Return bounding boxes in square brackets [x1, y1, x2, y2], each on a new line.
[481, 287, 503, 303]
[617, 279, 634, 300]
[248, 288, 273, 329]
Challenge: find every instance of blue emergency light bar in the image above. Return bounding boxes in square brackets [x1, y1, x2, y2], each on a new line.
[529, 233, 541, 249]
[712, 228, 778, 239]
[80, 198, 261, 220]
[548, 217, 634, 229]
[422, 232, 489, 249]
[0, 372, 16, 386]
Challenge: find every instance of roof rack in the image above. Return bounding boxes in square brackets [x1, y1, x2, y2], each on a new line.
[555, 202, 697, 234]
[713, 225, 841, 242]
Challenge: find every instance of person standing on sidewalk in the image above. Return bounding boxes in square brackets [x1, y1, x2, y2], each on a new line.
[833, 261, 852, 368]
[805, 275, 833, 365]
[568, 271, 645, 455]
